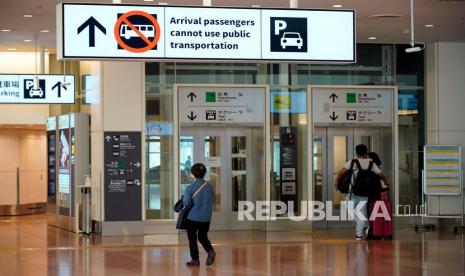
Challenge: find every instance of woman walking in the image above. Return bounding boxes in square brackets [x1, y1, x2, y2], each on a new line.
[182, 163, 216, 266]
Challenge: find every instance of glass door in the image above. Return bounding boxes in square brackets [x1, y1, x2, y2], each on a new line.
[179, 135, 195, 196]
[313, 127, 354, 228]
[313, 127, 383, 228]
[179, 127, 254, 230]
[179, 128, 226, 227]
[327, 128, 354, 215]
[353, 128, 380, 154]
[313, 128, 326, 204]
[228, 128, 253, 230]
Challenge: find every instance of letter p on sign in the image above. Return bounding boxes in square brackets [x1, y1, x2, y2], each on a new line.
[274, 20, 287, 35]
[25, 80, 34, 90]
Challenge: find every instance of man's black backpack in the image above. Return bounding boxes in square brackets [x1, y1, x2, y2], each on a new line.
[337, 160, 355, 193]
[351, 159, 382, 198]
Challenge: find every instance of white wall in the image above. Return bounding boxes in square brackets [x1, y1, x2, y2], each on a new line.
[0, 52, 50, 124]
[426, 42, 465, 146]
[0, 131, 19, 205]
[426, 42, 465, 215]
[0, 129, 46, 206]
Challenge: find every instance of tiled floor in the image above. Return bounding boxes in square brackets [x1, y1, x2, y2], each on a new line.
[0, 214, 464, 275]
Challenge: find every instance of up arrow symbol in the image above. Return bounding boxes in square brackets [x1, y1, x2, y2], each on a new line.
[77, 16, 106, 47]
[52, 81, 67, 98]
[329, 93, 338, 103]
[187, 92, 197, 102]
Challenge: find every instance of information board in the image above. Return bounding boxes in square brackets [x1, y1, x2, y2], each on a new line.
[0, 74, 75, 104]
[312, 87, 393, 125]
[104, 131, 142, 221]
[423, 145, 462, 195]
[178, 86, 265, 124]
[58, 3, 355, 62]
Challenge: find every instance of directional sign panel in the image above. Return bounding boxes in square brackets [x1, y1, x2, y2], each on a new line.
[312, 87, 393, 125]
[0, 74, 75, 104]
[104, 131, 142, 221]
[57, 3, 355, 62]
[178, 87, 265, 124]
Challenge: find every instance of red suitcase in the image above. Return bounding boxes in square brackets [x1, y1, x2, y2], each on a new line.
[368, 199, 393, 239]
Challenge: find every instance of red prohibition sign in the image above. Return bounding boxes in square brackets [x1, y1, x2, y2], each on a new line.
[114, 10, 161, 53]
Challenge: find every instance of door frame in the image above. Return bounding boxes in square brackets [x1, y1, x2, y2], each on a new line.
[308, 85, 399, 231]
[173, 84, 270, 232]
[314, 126, 385, 229]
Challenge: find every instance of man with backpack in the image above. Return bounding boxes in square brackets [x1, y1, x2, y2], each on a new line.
[335, 144, 389, 240]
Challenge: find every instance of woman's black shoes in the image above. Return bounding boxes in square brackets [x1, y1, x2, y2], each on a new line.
[206, 251, 216, 266]
[186, 260, 200, 266]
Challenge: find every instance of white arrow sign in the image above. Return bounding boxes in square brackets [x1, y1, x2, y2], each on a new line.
[0, 74, 75, 103]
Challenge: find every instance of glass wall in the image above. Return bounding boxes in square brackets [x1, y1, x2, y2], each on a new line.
[395, 45, 424, 211]
[144, 43, 425, 220]
[270, 88, 308, 216]
[145, 64, 175, 219]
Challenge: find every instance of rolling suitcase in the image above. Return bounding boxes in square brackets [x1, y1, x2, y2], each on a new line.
[368, 199, 392, 240]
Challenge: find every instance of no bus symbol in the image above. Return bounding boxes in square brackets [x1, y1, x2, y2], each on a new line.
[114, 10, 161, 53]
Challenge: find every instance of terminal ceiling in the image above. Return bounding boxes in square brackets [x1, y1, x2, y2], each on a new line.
[0, 0, 464, 52]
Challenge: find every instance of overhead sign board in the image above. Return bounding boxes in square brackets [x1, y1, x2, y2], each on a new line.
[178, 86, 265, 124]
[57, 3, 355, 62]
[0, 74, 75, 104]
[312, 87, 394, 125]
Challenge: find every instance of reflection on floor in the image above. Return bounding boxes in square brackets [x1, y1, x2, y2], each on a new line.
[0, 214, 464, 275]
